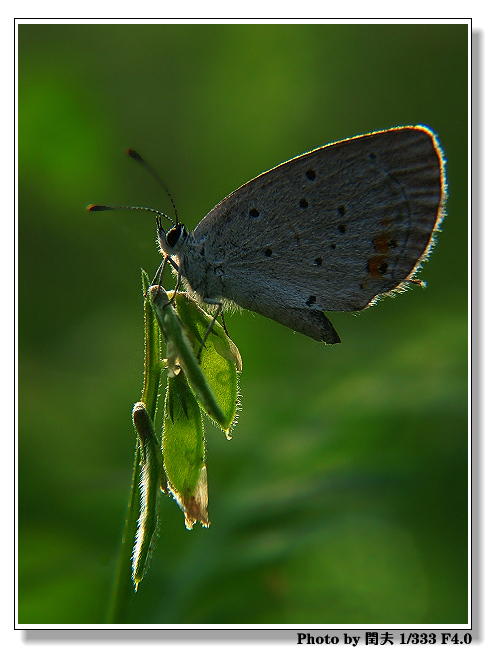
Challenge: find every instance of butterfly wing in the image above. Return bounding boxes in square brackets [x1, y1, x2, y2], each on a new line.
[185, 126, 445, 342]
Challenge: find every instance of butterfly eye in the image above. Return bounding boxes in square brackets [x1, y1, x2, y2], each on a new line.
[166, 225, 184, 248]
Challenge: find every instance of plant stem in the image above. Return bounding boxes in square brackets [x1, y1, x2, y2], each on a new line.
[106, 271, 162, 623]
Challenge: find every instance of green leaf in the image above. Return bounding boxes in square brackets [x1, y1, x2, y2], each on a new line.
[174, 292, 241, 437]
[162, 371, 209, 530]
[140, 271, 163, 419]
[149, 285, 237, 433]
[131, 402, 164, 588]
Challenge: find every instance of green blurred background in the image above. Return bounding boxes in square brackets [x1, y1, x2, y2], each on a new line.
[18, 23, 468, 625]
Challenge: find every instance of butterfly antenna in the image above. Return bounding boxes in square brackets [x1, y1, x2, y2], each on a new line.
[127, 149, 179, 227]
[86, 204, 173, 228]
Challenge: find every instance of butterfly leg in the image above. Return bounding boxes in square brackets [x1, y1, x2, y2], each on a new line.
[151, 256, 168, 287]
[168, 260, 182, 304]
[151, 256, 182, 306]
[196, 299, 224, 362]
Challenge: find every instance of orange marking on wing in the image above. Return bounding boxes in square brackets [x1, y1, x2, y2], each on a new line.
[372, 233, 391, 253]
[367, 255, 388, 278]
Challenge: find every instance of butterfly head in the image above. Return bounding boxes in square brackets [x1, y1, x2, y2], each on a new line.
[158, 218, 188, 257]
